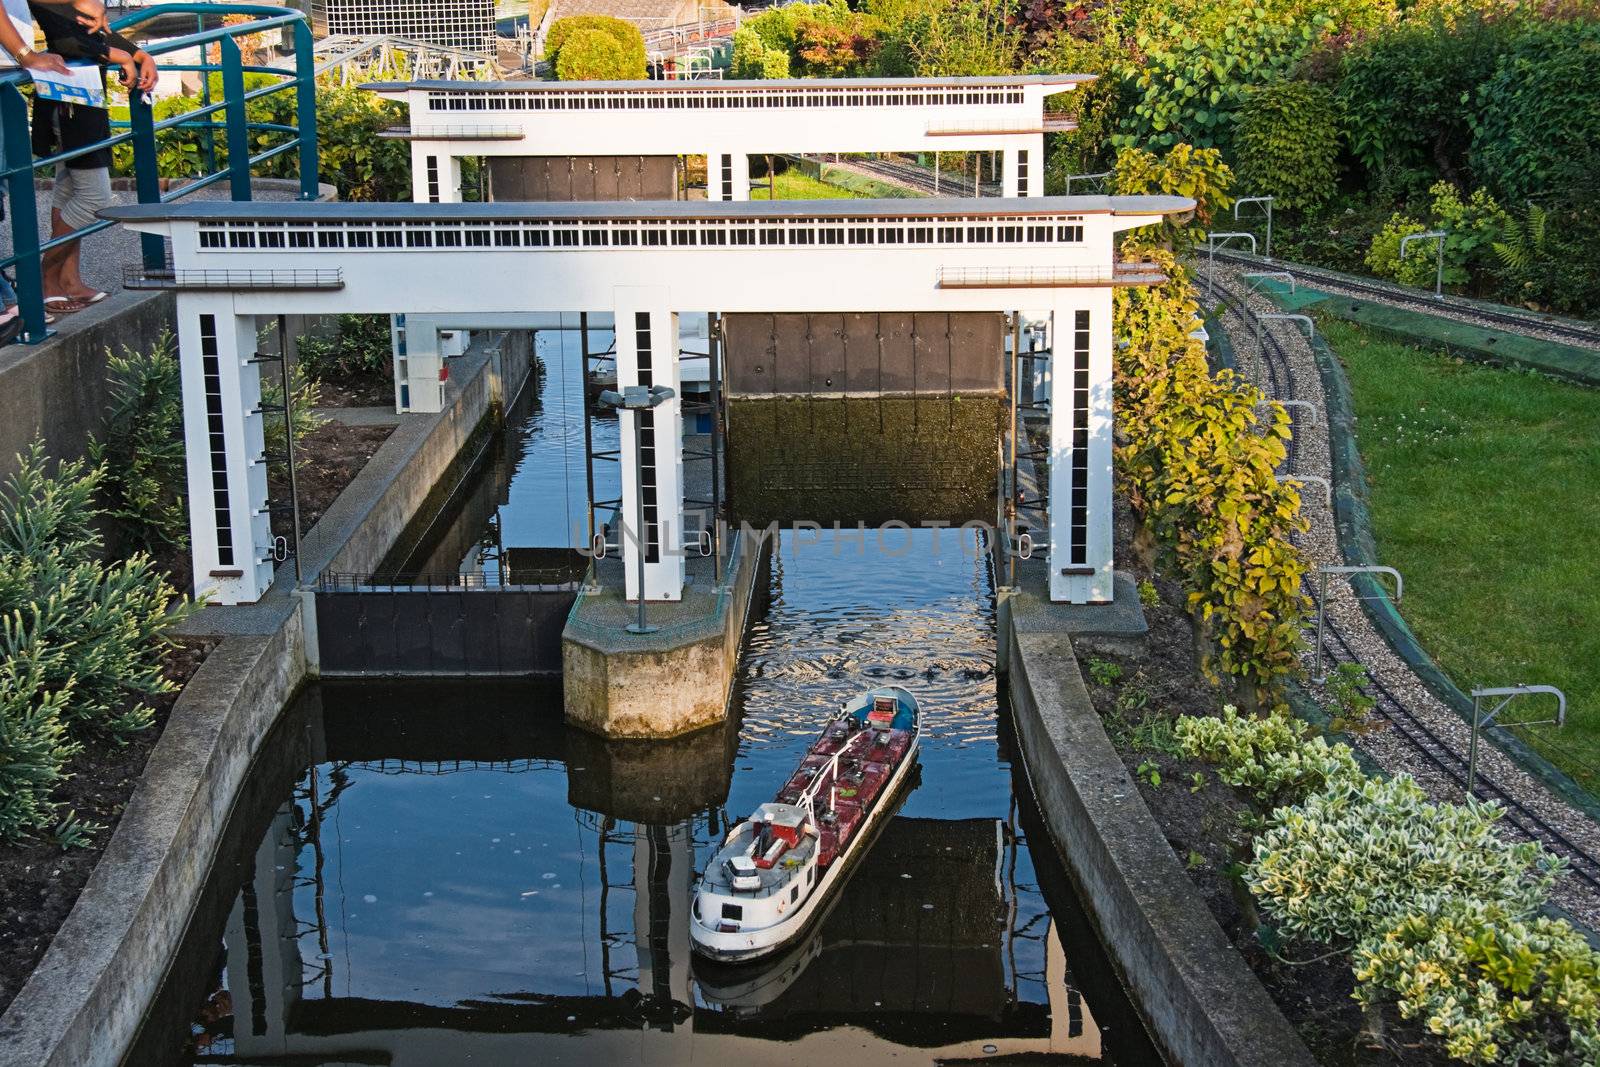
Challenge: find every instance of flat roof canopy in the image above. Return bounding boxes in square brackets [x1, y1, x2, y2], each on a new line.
[365, 73, 1095, 95]
[104, 194, 1193, 226]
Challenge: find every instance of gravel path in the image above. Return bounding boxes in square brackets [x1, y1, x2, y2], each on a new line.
[1205, 262, 1600, 926]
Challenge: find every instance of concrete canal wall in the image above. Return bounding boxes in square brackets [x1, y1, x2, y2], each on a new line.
[0, 330, 530, 1067]
[1004, 627, 1317, 1067]
[0, 608, 311, 1067]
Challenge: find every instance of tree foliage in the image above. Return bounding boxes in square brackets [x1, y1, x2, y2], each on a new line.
[1112, 142, 1235, 248]
[1115, 7, 1332, 155]
[1336, 11, 1515, 188]
[1233, 80, 1341, 209]
[1364, 181, 1508, 292]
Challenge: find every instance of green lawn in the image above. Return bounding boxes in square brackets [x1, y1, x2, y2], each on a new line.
[1327, 319, 1600, 792]
[749, 169, 869, 200]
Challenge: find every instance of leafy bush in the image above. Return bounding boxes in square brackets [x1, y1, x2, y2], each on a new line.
[1113, 247, 1308, 697]
[1469, 20, 1600, 204]
[888, 0, 1018, 78]
[1337, 12, 1517, 189]
[1365, 182, 1509, 292]
[1491, 200, 1600, 315]
[546, 15, 647, 78]
[1176, 705, 1360, 812]
[1233, 80, 1341, 209]
[0, 447, 194, 738]
[261, 363, 327, 456]
[296, 314, 393, 382]
[731, 26, 792, 78]
[1354, 900, 1600, 1065]
[1248, 773, 1560, 945]
[1115, 7, 1332, 155]
[91, 334, 186, 557]
[1112, 142, 1234, 250]
[554, 26, 647, 81]
[1185, 696, 1600, 1063]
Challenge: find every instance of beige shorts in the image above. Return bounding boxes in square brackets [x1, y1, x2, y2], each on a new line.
[54, 165, 115, 232]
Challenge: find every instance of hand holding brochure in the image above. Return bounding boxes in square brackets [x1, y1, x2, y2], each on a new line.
[29, 62, 104, 108]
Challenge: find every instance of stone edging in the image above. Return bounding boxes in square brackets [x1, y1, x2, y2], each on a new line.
[1304, 317, 1600, 823]
[1005, 627, 1317, 1067]
[0, 612, 311, 1067]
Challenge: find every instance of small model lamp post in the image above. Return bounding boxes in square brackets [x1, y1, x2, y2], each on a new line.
[598, 383, 676, 635]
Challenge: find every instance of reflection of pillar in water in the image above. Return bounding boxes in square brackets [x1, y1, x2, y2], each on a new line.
[630, 820, 695, 1021]
[226, 799, 303, 1055]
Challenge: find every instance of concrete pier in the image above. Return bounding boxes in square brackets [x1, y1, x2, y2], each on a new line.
[562, 524, 762, 738]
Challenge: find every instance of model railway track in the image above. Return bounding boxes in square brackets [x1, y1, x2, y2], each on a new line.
[1209, 249, 1600, 351]
[835, 156, 1002, 198]
[1209, 280, 1600, 893]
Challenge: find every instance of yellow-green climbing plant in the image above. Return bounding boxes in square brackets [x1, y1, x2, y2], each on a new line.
[1113, 245, 1309, 700]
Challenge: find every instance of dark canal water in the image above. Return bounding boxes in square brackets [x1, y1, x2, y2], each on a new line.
[130, 324, 1159, 1066]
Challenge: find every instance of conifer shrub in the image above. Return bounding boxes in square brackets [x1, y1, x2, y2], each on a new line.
[0, 444, 196, 844]
[92, 334, 187, 557]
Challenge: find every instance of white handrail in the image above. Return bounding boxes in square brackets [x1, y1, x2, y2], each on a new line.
[797, 722, 870, 825]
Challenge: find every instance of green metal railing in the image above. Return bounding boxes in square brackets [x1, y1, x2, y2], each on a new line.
[0, 3, 319, 343]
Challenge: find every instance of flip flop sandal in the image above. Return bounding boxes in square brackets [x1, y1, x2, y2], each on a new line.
[0, 315, 22, 347]
[84, 291, 109, 304]
[44, 296, 91, 314]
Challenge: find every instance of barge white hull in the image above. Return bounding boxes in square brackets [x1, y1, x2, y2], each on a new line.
[689, 736, 920, 963]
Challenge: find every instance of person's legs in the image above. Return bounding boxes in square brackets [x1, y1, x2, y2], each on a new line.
[49, 166, 114, 304]
[42, 167, 77, 303]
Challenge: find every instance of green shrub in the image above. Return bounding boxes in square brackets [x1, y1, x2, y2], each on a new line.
[1233, 80, 1341, 209]
[261, 363, 327, 457]
[91, 334, 186, 558]
[296, 314, 392, 381]
[1114, 7, 1332, 155]
[1337, 12, 1517, 188]
[0, 444, 196, 843]
[1491, 200, 1600, 315]
[1354, 900, 1600, 1065]
[546, 15, 647, 78]
[0, 626, 79, 843]
[1469, 20, 1600, 204]
[1112, 142, 1235, 250]
[1248, 773, 1559, 946]
[0, 446, 195, 741]
[1365, 182, 1509, 292]
[1186, 694, 1600, 1063]
[1176, 706, 1361, 812]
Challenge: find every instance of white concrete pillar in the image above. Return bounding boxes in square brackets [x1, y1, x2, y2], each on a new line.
[1047, 290, 1114, 604]
[391, 314, 446, 414]
[411, 147, 462, 203]
[613, 286, 684, 602]
[177, 297, 273, 604]
[706, 151, 750, 201]
[1003, 136, 1045, 198]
